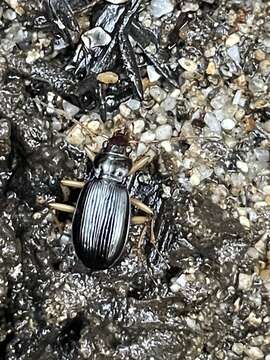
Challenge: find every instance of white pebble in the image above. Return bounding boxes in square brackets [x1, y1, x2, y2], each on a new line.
[133, 119, 145, 134]
[204, 113, 221, 133]
[149, 86, 167, 103]
[81, 27, 111, 48]
[62, 100, 80, 117]
[225, 33, 240, 47]
[160, 140, 172, 152]
[119, 103, 132, 118]
[227, 45, 241, 64]
[151, 0, 174, 18]
[238, 273, 253, 290]
[245, 347, 264, 359]
[236, 160, 249, 174]
[147, 65, 161, 82]
[141, 131, 156, 144]
[178, 58, 197, 72]
[221, 118, 236, 131]
[239, 215, 250, 229]
[190, 172, 201, 186]
[155, 124, 172, 141]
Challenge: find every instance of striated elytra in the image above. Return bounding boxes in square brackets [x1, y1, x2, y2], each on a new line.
[72, 134, 133, 270]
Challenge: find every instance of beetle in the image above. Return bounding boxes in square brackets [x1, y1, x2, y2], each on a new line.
[50, 132, 153, 270]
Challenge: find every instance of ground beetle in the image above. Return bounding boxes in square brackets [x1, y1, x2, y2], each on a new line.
[50, 132, 153, 270]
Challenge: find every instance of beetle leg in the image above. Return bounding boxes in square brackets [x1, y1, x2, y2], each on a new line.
[61, 180, 86, 188]
[131, 216, 149, 225]
[130, 198, 153, 215]
[84, 145, 96, 162]
[49, 203, 75, 213]
[129, 155, 152, 175]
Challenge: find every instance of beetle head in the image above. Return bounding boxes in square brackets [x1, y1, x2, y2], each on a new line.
[102, 133, 131, 156]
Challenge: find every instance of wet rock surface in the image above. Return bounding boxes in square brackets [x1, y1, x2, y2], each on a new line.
[0, 0, 270, 359]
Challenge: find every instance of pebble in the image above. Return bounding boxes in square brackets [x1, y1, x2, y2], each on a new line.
[178, 58, 197, 73]
[232, 343, 245, 355]
[244, 347, 264, 359]
[147, 65, 161, 82]
[190, 171, 201, 186]
[126, 99, 140, 111]
[259, 59, 270, 76]
[210, 94, 227, 110]
[227, 45, 241, 64]
[136, 142, 147, 156]
[160, 140, 172, 152]
[97, 71, 119, 84]
[82, 27, 111, 48]
[204, 113, 221, 133]
[236, 160, 249, 174]
[141, 130, 156, 144]
[150, 0, 174, 18]
[133, 119, 145, 134]
[62, 100, 80, 117]
[3, 9, 17, 20]
[221, 118, 236, 131]
[254, 148, 269, 162]
[225, 33, 240, 47]
[161, 96, 177, 112]
[238, 273, 253, 290]
[206, 61, 217, 75]
[155, 124, 172, 141]
[182, 2, 199, 12]
[119, 103, 132, 118]
[156, 113, 168, 125]
[149, 86, 167, 103]
[239, 216, 250, 229]
[66, 125, 84, 146]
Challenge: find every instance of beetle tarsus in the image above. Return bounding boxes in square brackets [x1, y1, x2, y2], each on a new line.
[61, 179, 86, 189]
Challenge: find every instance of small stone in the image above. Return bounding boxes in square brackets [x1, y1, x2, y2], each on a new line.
[225, 33, 240, 47]
[204, 113, 221, 133]
[119, 103, 132, 118]
[160, 140, 172, 152]
[149, 86, 167, 103]
[178, 58, 197, 72]
[255, 49, 266, 61]
[254, 148, 269, 162]
[263, 120, 270, 133]
[141, 131, 156, 144]
[182, 2, 199, 12]
[3, 9, 17, 20]
[238, 273, 253, 290]
[259, 59, 270, 77]
[232, 343, 244, 355]
[156, 113, 168, 125]
[136, 142, 147, 156]
[151, 0, 174, 18]
[161, 96, 177, 112]
[62, 100, 80, 117]
[126, 99, 141, 111]
[236, 160, 249, 174]
[227, 45, 241, 64]
[106, 0, 128, 4]
[247, 247, 259, 259]
[87, 120, 100, 133]
[239, 216, 250, 229]
[249, 76, 267, 93]
[190, 172, 201, 186]
[81, 27, 111, 48]
[244, 347, 264, 359]
[147, 65, 161, 82]
[206, 61, 217, 75]
[210, 94, 227, 110]
[221, 118, 236, 131]
[97, 71, 119, 84]
[155, 124, 172, 141]
[260, 269, 270, 281]
[66, 125, 84, 146]
[133, 119, 145, 134]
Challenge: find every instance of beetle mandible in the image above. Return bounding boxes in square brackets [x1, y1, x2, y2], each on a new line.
[50, 132, 153, 270]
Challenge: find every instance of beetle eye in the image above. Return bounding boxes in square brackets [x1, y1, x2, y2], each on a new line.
[126, 145, 132, 154]
[102, 141, 108, 149]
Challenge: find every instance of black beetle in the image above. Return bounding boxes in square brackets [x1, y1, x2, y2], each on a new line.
[50, 132, 153, 270]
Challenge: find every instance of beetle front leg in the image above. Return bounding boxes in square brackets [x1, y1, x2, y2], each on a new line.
[129, 155, 152, 175]
[61, 179, 86, 188]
